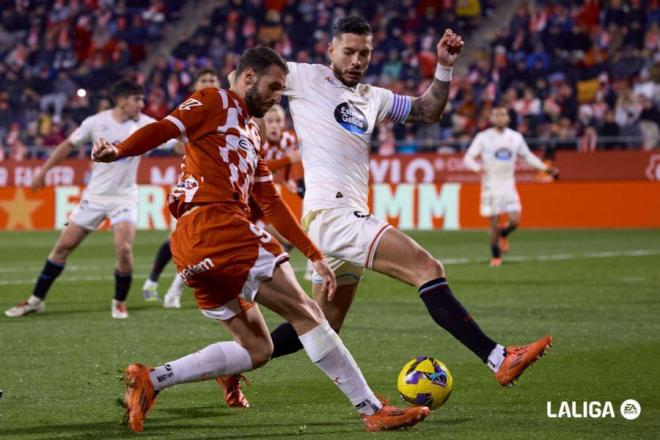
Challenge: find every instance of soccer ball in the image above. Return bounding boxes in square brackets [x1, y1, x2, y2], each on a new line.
[397, 356, 453, 410]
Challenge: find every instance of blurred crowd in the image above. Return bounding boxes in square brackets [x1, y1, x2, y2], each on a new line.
[1, 0, 658, 160]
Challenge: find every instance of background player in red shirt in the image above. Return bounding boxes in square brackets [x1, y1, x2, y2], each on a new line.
[92, 46, 429, 433]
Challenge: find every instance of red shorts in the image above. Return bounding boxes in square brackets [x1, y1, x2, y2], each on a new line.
[170, 204, 288, 314]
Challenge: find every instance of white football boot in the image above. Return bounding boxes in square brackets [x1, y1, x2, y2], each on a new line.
[111, 299, 129, 319]
[5, 296, 45, 318]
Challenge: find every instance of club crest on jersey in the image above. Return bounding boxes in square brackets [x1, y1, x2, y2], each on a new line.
[179, 98, 202, 111]
[334, 102, 368, 134]
[495, 148, 513, 160]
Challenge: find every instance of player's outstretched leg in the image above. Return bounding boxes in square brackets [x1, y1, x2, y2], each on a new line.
[372, 227, 552, 386]
[5, 223, 88, 318]
[255, 262, 429, 431]
[142, 239, 173, 302]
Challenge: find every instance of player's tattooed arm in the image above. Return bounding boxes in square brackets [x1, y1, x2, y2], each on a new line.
[407, 80, 451, 124]
[406, 29, 463, 124]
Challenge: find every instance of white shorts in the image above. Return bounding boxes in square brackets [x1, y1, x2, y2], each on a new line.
[69, 199, 138, 231]
[480, 190, 521, 217]
[303, 208, 392, 286]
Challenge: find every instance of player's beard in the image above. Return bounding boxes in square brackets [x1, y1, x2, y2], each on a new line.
[245, 83, 270, 118]
[332, 64, 362, 88]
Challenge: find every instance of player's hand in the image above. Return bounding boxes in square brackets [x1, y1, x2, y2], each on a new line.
[437, 29, 464, 67]
[285, 179, 298, 194]
[91, 138, 119, 162]
[312, 259, 336, 301]
[546, 166, 560, 180]
[31, 169, 46, 192]
[286, 149, 302, 164]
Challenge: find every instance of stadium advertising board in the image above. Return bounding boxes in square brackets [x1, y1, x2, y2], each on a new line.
[2, 181, 659, 230]
[1, 151, 660, 187]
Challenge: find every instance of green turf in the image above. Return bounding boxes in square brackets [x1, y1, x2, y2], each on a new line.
[1, 229, 659, 439]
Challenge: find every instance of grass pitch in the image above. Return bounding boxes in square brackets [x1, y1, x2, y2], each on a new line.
[1, 229, 659, 439]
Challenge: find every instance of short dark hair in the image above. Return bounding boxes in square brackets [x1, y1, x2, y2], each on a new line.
[110, 79, 144, 100]
[195, 68, 218, 82]
[333, 16, 371, 38]
[235, 46, 288, 77]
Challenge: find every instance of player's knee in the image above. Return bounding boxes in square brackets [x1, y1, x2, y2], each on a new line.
[115, 243, 133, 263]
[416, 252, 445, 284]
[250, 341, 273, 368]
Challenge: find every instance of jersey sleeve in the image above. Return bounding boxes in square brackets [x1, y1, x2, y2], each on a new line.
[370, 85, 412, 125]
[68, 116, 94, 148]
[517, 134, 546, 170]
[165, 88, 222, 143]
[463, 133, 484, 172]
[251, 159, 322, 261]
[284, 62, 313, 99]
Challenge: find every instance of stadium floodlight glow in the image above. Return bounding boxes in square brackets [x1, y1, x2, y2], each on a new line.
[77, 88, 87, 98]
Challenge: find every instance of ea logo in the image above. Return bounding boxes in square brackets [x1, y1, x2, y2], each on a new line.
[334, 102, 368, 134]
[620, 399, 641, 420]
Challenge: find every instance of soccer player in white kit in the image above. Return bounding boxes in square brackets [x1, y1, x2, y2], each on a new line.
[463, 106, 556, 267]
[219, 17, 553, 404]
[5, 79, 155, 319]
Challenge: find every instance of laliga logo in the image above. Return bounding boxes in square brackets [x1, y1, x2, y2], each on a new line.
[546, 399, 640, 420]
[645, 154, 660, 180]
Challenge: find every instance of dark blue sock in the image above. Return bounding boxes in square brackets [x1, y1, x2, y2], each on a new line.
[114, 271, 132, 301]
[419, 277, 497, 363]
[270, 322, 304, 359]
[32, 259, 65, 300]
[491, 244, 501, 258]
[149, 240, 172, 282]
[500, 225, 517, 238]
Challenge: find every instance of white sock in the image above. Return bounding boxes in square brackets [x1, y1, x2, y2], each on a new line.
[165, 274, 185, 299]
[487, 344, 506, 373]
[298, 321, 382, 415]
[148, 341, 253, 391]
[28, 295, 42, 305]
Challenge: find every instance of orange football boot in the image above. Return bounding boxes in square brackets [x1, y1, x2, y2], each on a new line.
[362, 405, 430, 432]
[123, 363, 158, 432]
[496, 336, 553, 386]
[216, 374, 250, 408]
[490, 257, 502, 267]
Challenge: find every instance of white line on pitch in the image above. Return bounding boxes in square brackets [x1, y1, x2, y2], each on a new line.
[0, 249, 658, 286]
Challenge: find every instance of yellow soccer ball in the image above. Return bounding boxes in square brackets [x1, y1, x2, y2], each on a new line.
[397, 356, 453, 410]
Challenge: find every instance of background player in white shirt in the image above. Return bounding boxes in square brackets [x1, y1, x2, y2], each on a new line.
[5, 79, 154, 319]
[463, 106, 557, 267]
[221, 17, 552, 404]
[142, 68, 221, 308]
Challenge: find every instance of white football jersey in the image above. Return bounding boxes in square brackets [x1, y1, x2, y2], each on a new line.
[68, 110, 155, 202]
[463, 127, 545, 193]
[285, 62, 410, 214]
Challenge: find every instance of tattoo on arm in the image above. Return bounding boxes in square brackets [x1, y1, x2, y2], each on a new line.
[407, 79, 450, 124]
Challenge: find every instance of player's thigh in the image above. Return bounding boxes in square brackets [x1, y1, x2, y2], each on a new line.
[256, 262, 323, 334]
[51, 222, 90, 257]
[506, 210, 521, 225]
[371, 226, 443, 287]
[217, 304, 272, 358]
[112, 220, 136, 249]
